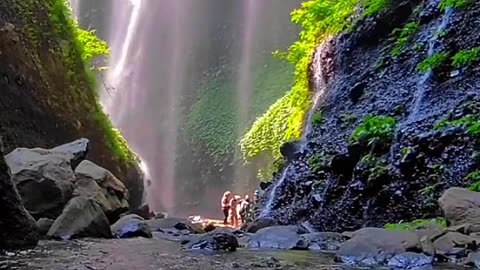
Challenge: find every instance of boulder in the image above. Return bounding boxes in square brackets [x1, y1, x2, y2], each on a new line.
[36, 218, 54, 236]
[4, 146, 77, 219]
[111, 214, 152, 239]
[127, 203, 153, 219]
[0, 143, 39, 249]
[387, 252, 433, 269]
[74, 160, 129, 220]
[50, 138, 89, 169]
[301, 232, 346, 251]
[336, 228, 421, 266]
[439, 187, 480, 226]
[241, 217, 277, 233]
[146, 217, 204, 234]
[47, 197, 112, 240]
[466, 252, 480, 268]
[182, 228, 238, 251]
[432, 232, 476, 256]
[246, 225, 308, 250]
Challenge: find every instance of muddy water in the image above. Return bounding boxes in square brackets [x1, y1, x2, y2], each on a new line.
[0, 238, 469, 270]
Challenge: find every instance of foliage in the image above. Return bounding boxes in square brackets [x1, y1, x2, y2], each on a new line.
[439, 0, 474, 10]
[44, 0, 135, 164]
[391, 22, 419, 57]
[186, 57, 294, 164]
[385, 218, 447, 231]
[309, 152, 329, 172]
[241, 0, 390, 168]
[467, 171, 480, 191]
[311, 112, 323, 126]
[452, 48, 480, 68]
[350, 115, 397, 143]
[435, 115, 480, 136]
[417, 52, 450, 73]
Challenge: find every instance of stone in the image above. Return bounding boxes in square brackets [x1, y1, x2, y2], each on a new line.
[146, 217, 204, 234]
[51, 138, 89, 169]
[439, 188, 480, 226]
[36, 218, 54, 236]
[4, 146, 76, 219]
[387, 252, 433, 269]
[111, 214, 152, 239]
[74, 160, 129, 220]
[240, 217, 277, 233]
[280, 140, 303, 162]
[301, 232, 346, 251]
[432, 232, 476, 256]
[466, 252, 480, 268]
[182, 228, 238, 252]
[127, 203, 153, 220]
[47, 197, 112, 240]
[0, 142, 39, 249]
[246, 225, 307, 250]
[336, 228, 421, 266]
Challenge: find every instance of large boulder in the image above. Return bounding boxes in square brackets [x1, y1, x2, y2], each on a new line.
[0, 143, 39, 249]
[36, 218, 54, 236]
[336, 228, 422, 266]
[181, 228, 239, 251]
[432, 232, 476, 256]
[301, 232, 346, 251]
[246, 225, 308, 250]
[111, 214, 152, 239]
[439, 188, 480, 226]
[241, 217, 277, 233]
[50, 138, 89, 169]
[74, 160, 129, 220]
[4, 146, 77, 219]
[47, 197, 112, 240]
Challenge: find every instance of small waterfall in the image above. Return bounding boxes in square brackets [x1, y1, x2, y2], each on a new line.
[408, 7, 454, 121]
[260, 44, 328, 218]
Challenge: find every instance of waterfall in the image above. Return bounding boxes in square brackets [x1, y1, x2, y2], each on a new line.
[408, 7, 454, 122]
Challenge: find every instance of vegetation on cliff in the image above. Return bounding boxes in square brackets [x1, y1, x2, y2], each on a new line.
[20, 0, 137, 164]
[240, 0, 392, 179]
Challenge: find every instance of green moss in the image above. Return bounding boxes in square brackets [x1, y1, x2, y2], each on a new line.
[309, 151, 330, 173]
[452, 47, 480, 68]
[311, 112, 324, 126]
[391, 22, 420, 57]
[241, 0, 389, 174]
[385, 218, 447, 231]
[185, 57, 294, 165]
[417, 52, 450, 73]
[435, 115, 480, 136]
[350, 115, 397, 143]
[41, 0, 136, 164]
[467, 171, 480, 191]
[439, 0, 474, 10]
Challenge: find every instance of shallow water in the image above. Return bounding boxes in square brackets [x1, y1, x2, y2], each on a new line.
[0, 238, 469, 270]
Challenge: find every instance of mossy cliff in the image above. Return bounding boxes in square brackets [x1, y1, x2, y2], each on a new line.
[0, 0, 143, 207]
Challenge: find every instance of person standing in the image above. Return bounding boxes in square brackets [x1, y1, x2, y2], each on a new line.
[221, 191, 232, 225]
[239, 194, 251, 224]
[229, 195, 241, 228]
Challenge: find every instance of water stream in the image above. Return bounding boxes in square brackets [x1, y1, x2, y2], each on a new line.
[408, 6, 454, 122]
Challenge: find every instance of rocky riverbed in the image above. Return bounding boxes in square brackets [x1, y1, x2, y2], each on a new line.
[0, 237, 469, 270]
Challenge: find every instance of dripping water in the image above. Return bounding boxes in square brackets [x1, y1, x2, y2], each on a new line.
[408, 6, 454, 122]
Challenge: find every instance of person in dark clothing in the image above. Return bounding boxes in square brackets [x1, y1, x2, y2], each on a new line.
[221, 191, 232, 225]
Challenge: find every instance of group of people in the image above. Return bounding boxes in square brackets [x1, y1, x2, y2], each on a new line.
[220, 190, 261, 228]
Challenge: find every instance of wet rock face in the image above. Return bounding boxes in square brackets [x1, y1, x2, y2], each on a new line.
[261, 0, 480, 231]
[0, 142, 39, 249]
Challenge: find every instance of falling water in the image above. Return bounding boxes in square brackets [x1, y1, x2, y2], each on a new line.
[408, 6, 454, 121]
[260, 45, 328, 218]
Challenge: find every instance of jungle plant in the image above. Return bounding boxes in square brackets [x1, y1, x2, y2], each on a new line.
[391, 22, 420, 57]
[417, 52, 450, 73]
[311, 112, 323, 126]
[467, 171, 480, 191]
[452, 48, 480, 68]
[385, 218, 447, 231]
[435, 115, 480, 136]
[350, 115, 397, 144]
[439, 0, 474, 10]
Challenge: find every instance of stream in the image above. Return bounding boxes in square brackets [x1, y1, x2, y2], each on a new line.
[0, 238, 469, 270]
